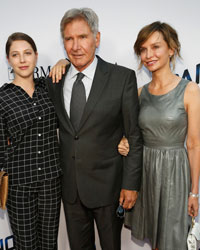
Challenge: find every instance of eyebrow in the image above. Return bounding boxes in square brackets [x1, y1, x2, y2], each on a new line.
[152, 42, 161, 45]
[141, 41, 161, 48]
[10, 49, 32, 53]
[65, 33, 88, 38]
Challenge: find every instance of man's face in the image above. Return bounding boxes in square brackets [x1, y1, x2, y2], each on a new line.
[63, 18, 100, 72]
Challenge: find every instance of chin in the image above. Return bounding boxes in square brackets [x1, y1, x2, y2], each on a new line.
[146, 65, 159, 72]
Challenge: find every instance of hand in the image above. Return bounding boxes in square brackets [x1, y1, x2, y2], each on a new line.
[118, 137, 129, 156]
[49, 59, 69, 83]
[188, 196, 199, 217]
[119, 189, 138, 209]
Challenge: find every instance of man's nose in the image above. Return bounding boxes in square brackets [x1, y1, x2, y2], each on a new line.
[72, 39, 80, 50]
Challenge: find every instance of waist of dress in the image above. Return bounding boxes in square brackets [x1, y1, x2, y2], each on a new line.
[144, 142, 185, 149]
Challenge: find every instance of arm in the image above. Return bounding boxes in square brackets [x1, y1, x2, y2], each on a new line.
[118, 86, 143, 156]
[184, 82, 200, 217]
[49, 59, 69, 83]
[120, 70, 143, 209]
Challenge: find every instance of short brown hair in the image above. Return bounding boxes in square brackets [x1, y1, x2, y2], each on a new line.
[6, 32, 37, 58]
[134, 21, 181, 69]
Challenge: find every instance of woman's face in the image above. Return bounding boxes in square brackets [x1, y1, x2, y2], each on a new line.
[7, 40, 38, 80]
[139, 31, 173, 73]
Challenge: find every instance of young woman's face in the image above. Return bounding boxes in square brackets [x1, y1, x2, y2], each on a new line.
[8, 40, 38, 80]
[139, 31, 174, 73]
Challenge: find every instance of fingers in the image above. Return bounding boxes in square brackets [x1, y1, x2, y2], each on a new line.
[118, 145, 128, 156]
[54, 67, 62, 83]
[189, 206, 199, 217]
[121, 137, 128, 143]
[123, 198, 135, 210]
[55, 70, 62, 83]
[124, 140, 129, 150]
[120, 190, 138, 210]
[49, 64, 66, 83]
[55, 65, 66, 83]
[118, 137, 129, 156]
[121, 137, 129, 148]
[188, 197, 199, 217]
[49, 67, 56, 83]
[119, 190, 125, 206]
[62, 65, 66, 75]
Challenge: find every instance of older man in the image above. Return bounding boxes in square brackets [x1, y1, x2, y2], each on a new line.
[47, 8, 143, 250]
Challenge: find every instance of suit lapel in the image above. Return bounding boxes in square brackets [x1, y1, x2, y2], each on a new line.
[57, 65, 75, 134]
[79, 57, 109, 130]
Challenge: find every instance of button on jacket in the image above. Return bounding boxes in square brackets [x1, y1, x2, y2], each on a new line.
[0, 78, 61, 185]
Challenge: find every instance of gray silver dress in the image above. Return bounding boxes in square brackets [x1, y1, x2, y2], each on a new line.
[125, 79, 191, 250]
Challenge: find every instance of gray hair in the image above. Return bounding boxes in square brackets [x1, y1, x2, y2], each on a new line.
[60, 8, 99, 38]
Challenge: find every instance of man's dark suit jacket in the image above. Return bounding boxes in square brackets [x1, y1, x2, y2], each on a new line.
[47, 56, 143, 208]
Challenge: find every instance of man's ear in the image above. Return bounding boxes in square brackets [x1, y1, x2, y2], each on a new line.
[95, 32, 101, 48]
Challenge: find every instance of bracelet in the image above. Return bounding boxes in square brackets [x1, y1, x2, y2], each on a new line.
[189, 192, 199, 198]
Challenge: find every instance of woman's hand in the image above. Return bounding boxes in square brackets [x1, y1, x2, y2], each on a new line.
[118, 137, 129, 156]
[49, 59, 69, 83]
[188, 195, 199, 217]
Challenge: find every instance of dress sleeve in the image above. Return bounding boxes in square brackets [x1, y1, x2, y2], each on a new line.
[0, 113, 8, 170]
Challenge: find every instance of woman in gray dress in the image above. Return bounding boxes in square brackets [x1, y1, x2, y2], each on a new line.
[118, 21, 200, 250]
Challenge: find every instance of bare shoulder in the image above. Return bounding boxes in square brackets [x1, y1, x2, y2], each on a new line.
[185, 81, 200, 96]
[186, 81, 199, 90]
[184, 81, 200, 106]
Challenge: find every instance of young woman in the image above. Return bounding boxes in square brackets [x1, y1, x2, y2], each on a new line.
[118, 21, 200, 250]
[0, 32, 62, 250]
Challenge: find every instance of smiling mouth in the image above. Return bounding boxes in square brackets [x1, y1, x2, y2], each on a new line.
[19, 66, 29, 70]
[146, 61, 157, 66]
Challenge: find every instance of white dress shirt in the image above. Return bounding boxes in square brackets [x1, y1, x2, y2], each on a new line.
[63, 56, 98, 117]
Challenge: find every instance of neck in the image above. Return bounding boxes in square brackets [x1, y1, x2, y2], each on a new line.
[13, 75, 35, 98]
[151, 67, 176, 88]
[13, 75, 35, 90]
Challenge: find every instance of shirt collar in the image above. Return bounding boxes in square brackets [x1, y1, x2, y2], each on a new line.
[68, 56, 98, 80]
